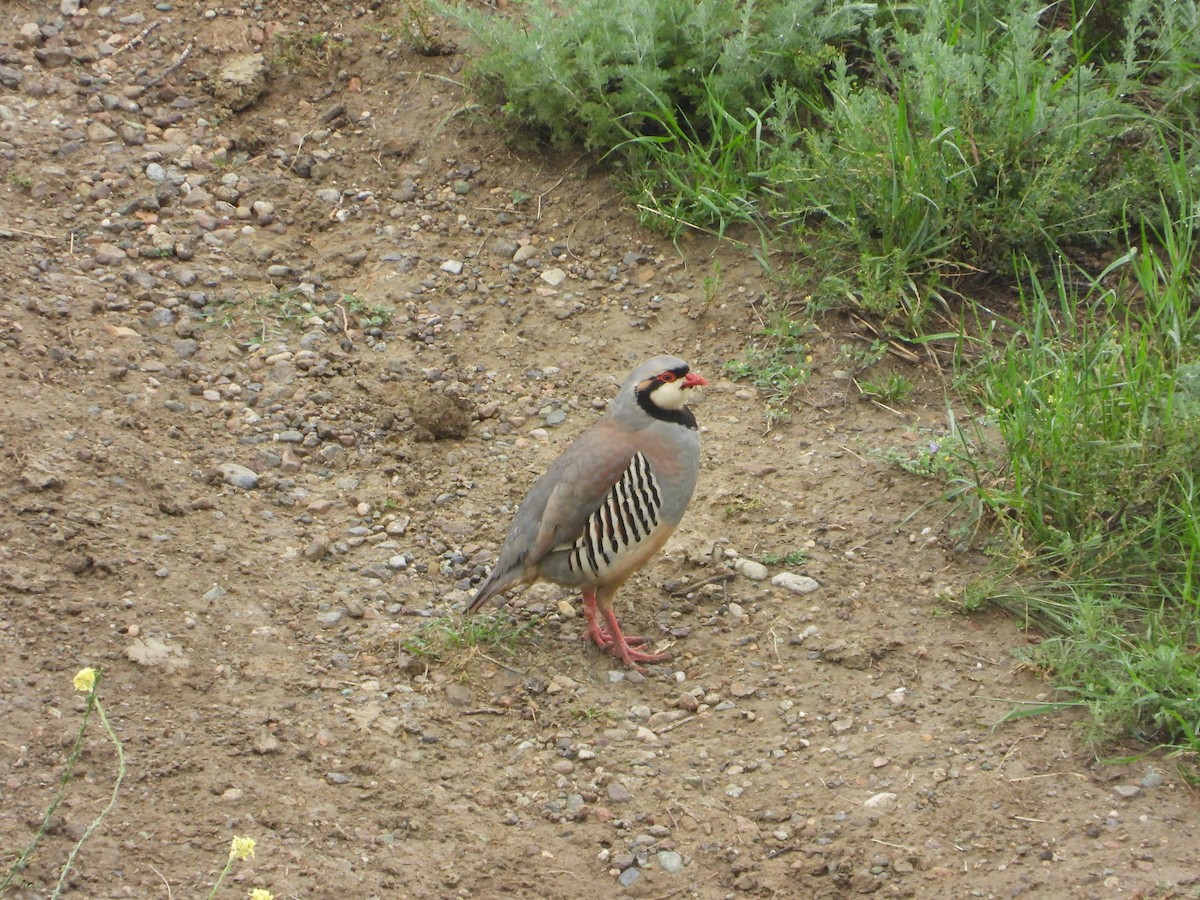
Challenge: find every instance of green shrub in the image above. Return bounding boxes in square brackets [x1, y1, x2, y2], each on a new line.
[450, 0, 872, 151]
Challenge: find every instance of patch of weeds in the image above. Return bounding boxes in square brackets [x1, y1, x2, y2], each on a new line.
[202, 289, 318, 342]
[613, 77, 774, 239]
[272, 30, 340, 73]
[875, 437, 961, 481]
[724, 307, 812, 422]
[836, 339, 888, 376]
[952, 223, 1200, 756]
[340, 293, 395, 329]
[7, 172, 32, 188]
[402, 615, 536, 662]
[858, 373, 914, 405]
[761, 549, 809, 567]
[700, 259, 723, 312]
[570, 705, 621, 723]
[400, 0, 454, 55]
[722, 495, 764, 519]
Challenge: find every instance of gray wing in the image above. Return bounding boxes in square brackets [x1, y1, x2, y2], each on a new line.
[469, 421, 634, 609]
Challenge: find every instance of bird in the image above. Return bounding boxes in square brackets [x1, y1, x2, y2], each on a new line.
[468, 355, 708, 670]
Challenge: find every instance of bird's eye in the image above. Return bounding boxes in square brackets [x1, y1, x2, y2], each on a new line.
[660, 372, 678, 383]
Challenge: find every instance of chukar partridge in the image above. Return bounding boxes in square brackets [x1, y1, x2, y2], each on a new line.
[469, 356, 707, 669]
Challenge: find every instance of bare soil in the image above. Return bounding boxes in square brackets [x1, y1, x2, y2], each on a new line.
[1, 2, 1197, 898]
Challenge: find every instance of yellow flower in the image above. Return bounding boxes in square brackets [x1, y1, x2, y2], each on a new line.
[249, 891, 274, 900]
[73, 668, 97, 693]
[229, 836, 256, 861]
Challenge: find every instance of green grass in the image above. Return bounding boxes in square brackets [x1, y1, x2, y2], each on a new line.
[949, 210, 1200, 756]
[858, 373, 914, 405]
[402, 614, 537, 661]
[761, 549, 810, 567]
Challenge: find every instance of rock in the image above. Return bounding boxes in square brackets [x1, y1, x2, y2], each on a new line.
[822, 639, 872, 669]
[606, 781, 633, 803]
[87, 122, 118, 143]
[21, 463, 64, 492]
[657, 850, 684, 874]
[325, 772, 351, 785]
[94, 243, 126, 265]
[304, 536, 331, 560]
[617, 867, 640, 887]
[540, 267, 567, 286]
[772, 572, 820, 594]
[444, 683, 472, 706]
[735, 558, 769, 581]
[216, 463, 259, 490]
[252, 727, 282, 754]
[513, 244, 538, 263]
[440, 259, 463, 275]
[1113, 785, 1141, 800]
[210, 53, 270, 111]
[863, 791, 898, 811]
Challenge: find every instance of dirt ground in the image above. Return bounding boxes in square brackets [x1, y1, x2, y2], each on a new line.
[1, 2, 1198, 898]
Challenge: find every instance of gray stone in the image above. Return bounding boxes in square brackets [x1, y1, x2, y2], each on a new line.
[217, 462, 259, 490]
[657, 850, 684, 874]
[772, 572, 820, 594]
[735, 558, 770, 581]
[606, 780, 633, 803]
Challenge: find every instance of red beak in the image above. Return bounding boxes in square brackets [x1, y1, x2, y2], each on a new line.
[683, 371, 708, 388]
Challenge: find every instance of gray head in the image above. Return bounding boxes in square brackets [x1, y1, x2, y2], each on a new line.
[608, 356, 708, 427]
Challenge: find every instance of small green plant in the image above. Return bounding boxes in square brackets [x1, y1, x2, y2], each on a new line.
[397, 0, 451, 55]
[701, 259, 723, 310]
[858, 373, 914, 405]
[724, 306, 812, 421]
[203, 289, 317, 340]
[2, 668, 125, 898]
[402, 615, 536, 661]
[761, 549, 809, 567]
[340, 293, 394, 328]
[721, 495, 764, 519]
[272, 30, 339, 72]
[8, 172, 32, 188]
[570, 705, 621, 723]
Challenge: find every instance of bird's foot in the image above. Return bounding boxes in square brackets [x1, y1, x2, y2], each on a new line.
[593, 608, 670, 671]
[585, 626, 649, 649]
[605, 639, 671, 671]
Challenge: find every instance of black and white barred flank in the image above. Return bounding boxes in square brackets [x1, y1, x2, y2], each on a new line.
[568, 452, 662, 577]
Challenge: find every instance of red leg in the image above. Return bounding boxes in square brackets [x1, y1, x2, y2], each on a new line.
[581, 589, 647, 648]
[581, 589, 608, 647]
[599, 606, 669, 671]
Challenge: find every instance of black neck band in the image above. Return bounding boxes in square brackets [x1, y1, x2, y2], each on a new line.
[636, 389, 698, 429]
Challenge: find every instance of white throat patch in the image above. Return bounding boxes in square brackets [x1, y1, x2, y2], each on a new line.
[650, 379, 688, 411]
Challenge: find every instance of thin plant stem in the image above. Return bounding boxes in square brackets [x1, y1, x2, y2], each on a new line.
[50, 696, 126, 899]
